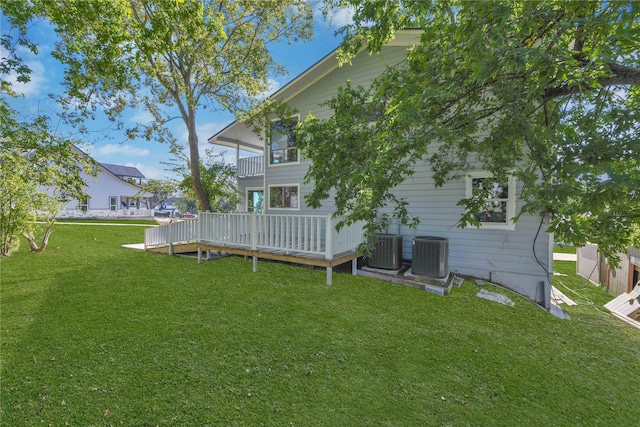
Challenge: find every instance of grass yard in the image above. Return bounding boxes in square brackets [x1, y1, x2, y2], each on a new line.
[1, 224, 639, 426]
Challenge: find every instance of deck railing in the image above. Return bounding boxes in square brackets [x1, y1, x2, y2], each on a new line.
[145, 212, 365, 259]
[237, 156, 264, 177]
[145, 218, 198, 249]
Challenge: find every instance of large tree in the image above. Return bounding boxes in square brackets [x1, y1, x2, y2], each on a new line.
[34, 0, 313, 211]
[299, 0, 640, 261]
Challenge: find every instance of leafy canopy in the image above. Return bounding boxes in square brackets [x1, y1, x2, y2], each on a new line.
[299, 0, 640, 261]
[33, 0, 313, 212]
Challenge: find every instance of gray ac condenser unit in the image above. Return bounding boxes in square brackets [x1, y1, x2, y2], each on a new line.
[412, 236, 448, 278]
[369, 234, 403, 270]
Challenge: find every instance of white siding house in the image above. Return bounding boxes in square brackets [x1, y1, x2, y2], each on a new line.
[55, 145, 154, 219]
[208, 30, 553, 305]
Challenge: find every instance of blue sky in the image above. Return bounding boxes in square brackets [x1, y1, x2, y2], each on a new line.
[2, 7, 352, 181]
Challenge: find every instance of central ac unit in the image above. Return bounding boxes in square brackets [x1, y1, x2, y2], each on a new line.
[412, 236, 448, 278]
[369, 234, 402, 270]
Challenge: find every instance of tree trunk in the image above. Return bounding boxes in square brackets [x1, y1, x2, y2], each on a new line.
[23, 224, 54, 253]
[186, 110, 212, 212]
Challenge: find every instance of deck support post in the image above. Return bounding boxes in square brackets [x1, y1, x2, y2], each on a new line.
[253, 256, 258, 272]
[197, 247, 202, 264]
[326, 266, 333, 285]
[352, 258, 358, 276]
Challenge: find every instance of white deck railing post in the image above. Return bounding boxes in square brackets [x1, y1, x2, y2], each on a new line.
[325, 214, 333, 285]
[168, 221, 173, 255]
[251, 213, 257, 250]
[251, 213, 258, 271]
[325, 213, 333, 260]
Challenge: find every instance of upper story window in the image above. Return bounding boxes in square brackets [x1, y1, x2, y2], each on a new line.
[269, 119, 298, 165]
[465, 172, 516, 230]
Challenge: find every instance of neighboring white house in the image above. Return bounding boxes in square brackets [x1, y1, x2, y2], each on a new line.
[55, 145, 154, 219]
[207, 30, 553, 306]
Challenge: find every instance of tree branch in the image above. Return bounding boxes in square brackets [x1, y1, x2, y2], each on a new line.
[544, 63, 640, 100]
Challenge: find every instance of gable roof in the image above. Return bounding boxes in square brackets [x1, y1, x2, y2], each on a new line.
[207, 30, 423, 153]
[101, 163, 146, 179]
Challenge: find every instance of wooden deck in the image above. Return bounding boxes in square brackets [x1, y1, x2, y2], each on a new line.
[145, 241, 359, 284]
[143, 213, 365, 285]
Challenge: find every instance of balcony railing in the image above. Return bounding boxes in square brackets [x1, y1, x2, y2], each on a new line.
[238, 156, 264, 177]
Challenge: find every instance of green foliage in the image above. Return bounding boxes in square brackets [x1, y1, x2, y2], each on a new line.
[1, 12, 92, 255]
[1, 224, 639, 425]
[298, 81, 420, 242]
[141, 179, 177, 208]
[305, 0, 640, 262]
[28, 0, 314, 212]
[173, 149, 239, 213]
[0, 122, 91, 256]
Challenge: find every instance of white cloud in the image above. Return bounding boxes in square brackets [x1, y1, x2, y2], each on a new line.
[5, 60, 47, 97]
[95, 144, 151, 158]
[315, 3, 354, 29]
[129, 108, 155, 124]
[176, 121, 227, 158]
[262, 77, 282, 97]
[126, 162, 169, 180]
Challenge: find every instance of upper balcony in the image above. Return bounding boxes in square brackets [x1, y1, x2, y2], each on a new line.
[238, 155, 264, 178]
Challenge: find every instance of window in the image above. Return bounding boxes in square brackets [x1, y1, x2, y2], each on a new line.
[78, 196, 89, 212]
[109, 196, 118, 211]
[465, 172, 515, 229]
[269, 185, 299, 210]
[247, 188, 264, 213]
[269, 119, 298, 165]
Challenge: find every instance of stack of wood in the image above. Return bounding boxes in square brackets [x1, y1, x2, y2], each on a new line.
[604, 286, 640, 330]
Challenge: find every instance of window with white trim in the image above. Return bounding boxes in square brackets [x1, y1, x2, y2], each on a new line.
[109, 196, 117, 211]
[269, 185, 299, 210]
[78, 196, 89, 212]
[246, 188, 264, 213]
[465, 172, 515, 229]
[269, 119, 298, 165]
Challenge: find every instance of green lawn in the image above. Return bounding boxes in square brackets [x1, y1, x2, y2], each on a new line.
[2, 224, 638, 425]
[553, 245, 576, 254]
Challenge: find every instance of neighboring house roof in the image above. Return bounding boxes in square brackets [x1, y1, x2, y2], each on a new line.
[207, 30, 423, 153]
[101, 163, 146, 179]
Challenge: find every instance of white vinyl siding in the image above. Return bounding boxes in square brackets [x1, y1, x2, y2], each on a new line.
[254, 43, 550, 302]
